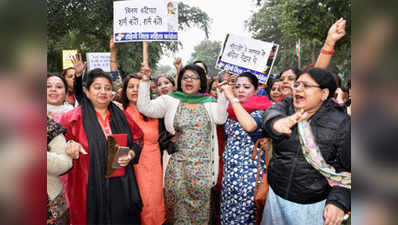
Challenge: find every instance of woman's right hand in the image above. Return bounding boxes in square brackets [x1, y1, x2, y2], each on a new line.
[273, 110, 309, 135]
[325, 18, 346, 46]
[71, 53, 87, 77]
[109, 36, 116, 50]
[65, 140, 88, 159]
[220, 84, 235, 101]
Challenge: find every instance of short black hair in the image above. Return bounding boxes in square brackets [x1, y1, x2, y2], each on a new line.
[266, 77, 281, 94]
[84, 68, 112, 90]
[193, 60, 208, 75]
[302, 67, 337, 99]
[279, 67, 301, 79]
[177, 64, 207, 93]
[156, 75, 175, 87]
[47, 73, 68, 94]
[237, 72, 259, 89]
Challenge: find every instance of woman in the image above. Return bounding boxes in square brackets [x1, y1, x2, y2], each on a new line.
[121, 74, 168, 225]
[61, 67, 77, 106]
[47, 117, 73, 225]
[58, 66, 144, 225]
[220, 72, 272, 225]
[208, 78, 218, 98]
[47, 73, 74, 119]
[261, 68, 351, 225]
[137, 64, 229, 224]
[278, 67, 301, 98]
[156, 75, 176, 96]
[266, 78, 283, 102]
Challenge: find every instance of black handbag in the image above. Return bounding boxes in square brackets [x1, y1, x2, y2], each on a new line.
[158, 118, 178, 154]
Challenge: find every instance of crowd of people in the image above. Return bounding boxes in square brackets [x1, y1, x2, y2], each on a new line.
[47, 18, 351, 225]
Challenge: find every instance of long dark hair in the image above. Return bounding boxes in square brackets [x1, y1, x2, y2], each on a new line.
[121, 74, 149, 121]
[121, 74, 141, 109]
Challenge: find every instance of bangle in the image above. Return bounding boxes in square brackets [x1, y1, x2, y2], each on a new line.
[321, 48, 335, 55]
[231, 98, 240, 104]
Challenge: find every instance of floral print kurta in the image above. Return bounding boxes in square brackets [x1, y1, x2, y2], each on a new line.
[221, 110, 265, 225]
[164, 103, 212, 225]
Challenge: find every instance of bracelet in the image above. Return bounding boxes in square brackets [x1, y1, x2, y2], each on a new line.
[320, 48, 335, 55]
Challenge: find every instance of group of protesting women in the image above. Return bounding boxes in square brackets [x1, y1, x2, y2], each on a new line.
[47, 18, 350, 225]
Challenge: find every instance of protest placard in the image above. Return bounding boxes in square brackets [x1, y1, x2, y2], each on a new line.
[215, 34, 279, 84]
[62, 50, 77, 69]
[113, 0, 178, 42]
[86, 52, 111, 72]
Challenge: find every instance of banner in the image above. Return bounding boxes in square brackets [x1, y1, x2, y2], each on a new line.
[86, 52, 111, 72]
[113, 0, 178, 42]
[62, 50, 77, 70]
[215, 34, 279, 84]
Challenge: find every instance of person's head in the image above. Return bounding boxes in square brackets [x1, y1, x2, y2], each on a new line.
[279, 67, 301, 97]
[293, 68, 337, 113]
[234, 72, 258, 103]
[61, 67, 76, 91]
[83, 68, 113, 110]
[267, 78, 282, 102]
[208, 79, 218, 98]
[156, 75, 175, 95]
[47, 73, 68, 106]
[150, 79, 158, 93]
[177, 64, 207, 95]
[217, 70, 227, 83]
[121, 74, 141, 108]
[193, 60, 208, 75]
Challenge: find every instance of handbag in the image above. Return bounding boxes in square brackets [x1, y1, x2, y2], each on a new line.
[251, 138, 271, 225]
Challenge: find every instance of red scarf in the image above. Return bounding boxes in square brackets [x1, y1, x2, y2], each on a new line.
[227, 95, 272, 120]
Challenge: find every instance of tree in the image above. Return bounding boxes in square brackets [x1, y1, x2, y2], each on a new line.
[247, 0, 351, 76]
[187, 40, 222, 77]
[153, 64, 175, 77]
[47, 0, 210, 75]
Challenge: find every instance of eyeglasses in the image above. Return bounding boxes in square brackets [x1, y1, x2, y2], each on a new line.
[291, 82, 320, 90]
[182, 76, 200, 81]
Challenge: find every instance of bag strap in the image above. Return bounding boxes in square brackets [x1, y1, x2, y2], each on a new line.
[252, 138, 270, 185]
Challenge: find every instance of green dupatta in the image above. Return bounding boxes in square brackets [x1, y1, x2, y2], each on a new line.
[168, 91, 217, 103]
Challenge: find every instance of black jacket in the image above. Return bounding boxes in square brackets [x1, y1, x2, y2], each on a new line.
[262, 97, 350, 212]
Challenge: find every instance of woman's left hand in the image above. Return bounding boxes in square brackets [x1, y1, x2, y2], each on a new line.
[323, 203, 345, 225]
[117, 150, 135, 167]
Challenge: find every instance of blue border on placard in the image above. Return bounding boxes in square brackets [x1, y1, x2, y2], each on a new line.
[216, 60, 269, 83]
[114, 32, 178, 41]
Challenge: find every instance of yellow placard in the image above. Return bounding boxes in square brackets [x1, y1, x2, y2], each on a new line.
[62, 50, 77, 69]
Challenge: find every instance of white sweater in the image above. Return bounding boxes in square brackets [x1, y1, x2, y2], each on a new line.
[137, 80, 228, 185]
[47, 134, 73, 200]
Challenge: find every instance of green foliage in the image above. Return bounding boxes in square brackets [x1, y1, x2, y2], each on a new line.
[47, 0, 210, 75]
[153, 64, 175, 77]
[247, 0, 351, 76]
[187, 40, 222, 77]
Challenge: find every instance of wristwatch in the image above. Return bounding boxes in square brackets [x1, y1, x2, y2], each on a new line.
[231, 98, 240, 104]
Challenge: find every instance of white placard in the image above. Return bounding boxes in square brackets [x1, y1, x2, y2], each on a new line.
[113, 0, 178, 42]
[215, 34, 279, 83]
[86, 52, 111, 72]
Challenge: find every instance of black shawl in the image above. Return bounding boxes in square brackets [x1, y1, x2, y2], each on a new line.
[77, 76, 142, 224]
